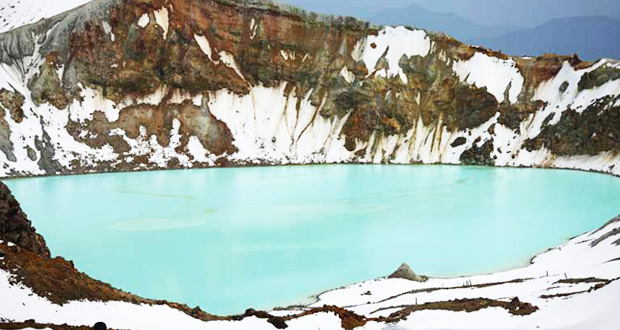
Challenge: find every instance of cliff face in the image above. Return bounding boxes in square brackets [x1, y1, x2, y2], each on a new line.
[0, 0, 619, 178]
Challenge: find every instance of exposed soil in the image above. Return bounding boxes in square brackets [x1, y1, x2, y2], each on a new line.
[556, 277, 609, 284]
[540, 277, 618, 299]
[379, 297, 538, 319]
[230, 298, 538, 330]
[0, 322, 107, 330]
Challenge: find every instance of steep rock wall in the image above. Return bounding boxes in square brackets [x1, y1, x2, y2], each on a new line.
[0, 0, 619, 178]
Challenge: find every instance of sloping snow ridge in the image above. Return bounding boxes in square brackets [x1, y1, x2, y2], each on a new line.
[452, 52, 524, 104]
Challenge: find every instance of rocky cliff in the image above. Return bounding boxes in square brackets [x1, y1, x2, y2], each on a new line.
[0, 181, 49, 256]
[0, 0, 619, 178]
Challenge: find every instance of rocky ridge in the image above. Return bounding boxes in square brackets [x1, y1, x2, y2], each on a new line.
[0, 0, 617, 178]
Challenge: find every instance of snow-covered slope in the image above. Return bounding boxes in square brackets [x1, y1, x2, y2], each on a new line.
[2, 216, 620, 329]
[0, 0, 93, 33]
[312, 216, 620, 329]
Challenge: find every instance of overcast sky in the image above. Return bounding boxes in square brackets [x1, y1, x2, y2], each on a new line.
[279, 0, 620, 28]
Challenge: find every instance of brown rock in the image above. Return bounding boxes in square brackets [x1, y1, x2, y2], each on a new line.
[93, 322, 107, 330]
[450, 137, 467, 147]
[0, 182, 50, 257]
[388, 263, 428, 282]
[267, 317, 288, 329]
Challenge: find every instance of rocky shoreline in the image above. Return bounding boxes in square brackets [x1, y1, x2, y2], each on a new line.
[0, 0, 619, 328]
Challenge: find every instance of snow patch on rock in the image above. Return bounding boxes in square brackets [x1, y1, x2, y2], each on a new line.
[453, 52, 524, 104]
[153, 8, 169, 39]
[137, 13, 150, 28]
[362, 27, 431, 84]
[101, 21, 115, 42]
[194, 34, 214, 60]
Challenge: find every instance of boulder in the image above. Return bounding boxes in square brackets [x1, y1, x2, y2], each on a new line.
[388, 263, 428, 282]
[93, 322, 107, 330]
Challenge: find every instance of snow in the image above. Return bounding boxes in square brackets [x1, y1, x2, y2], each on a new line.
[137, 13, 150, 28]
[206, 83, 354, 165]
[0, 9, 620, 328]
[361, 26, 432, 84]
[339, 67, 355, 84]
[0, 272, 229, 330]
[0, 0, 617, 180]
[193, 34, 245, 79]
[195, 34, 214, 61]
[554, 152, 620, 176]
[0, 34, 619, 178]
[452, 52, 524, 104]
[2, 215, 620, 329]
[528, 62, 592, 137]
[526, 59, 620, 140]
[153, 8, 169, 39]
[310, 219, 620, 329]
[0, 8, 618, 179]
[187, 136, 216, 165]
[280, 50, 296, 61]
[148, 119, 192, 168]
[217, 51, 245, 80]
[0, 0, 93, 33]
[71, 84, 120, 123]
[249, 18, 258, 39]
[0, 270, 359, 330]
[571, 76, 620, 112]
[0, 38, 210, 176]
[101, 21, 115, 42]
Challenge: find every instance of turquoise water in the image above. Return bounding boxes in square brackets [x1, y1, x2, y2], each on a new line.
[5, 165, 620, 315]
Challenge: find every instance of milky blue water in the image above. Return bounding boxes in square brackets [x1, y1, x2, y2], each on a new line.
[5, 165, 620, 315]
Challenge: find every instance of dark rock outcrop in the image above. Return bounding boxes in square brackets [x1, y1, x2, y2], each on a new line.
[578, 65, 620, 91]
[0, 181, 50, 257]
[525, 96, 620, 156]
[460, 140, 495, 166]
[451, 137, 467, 148]
[93, 322, 108, 330]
